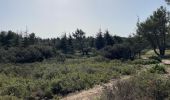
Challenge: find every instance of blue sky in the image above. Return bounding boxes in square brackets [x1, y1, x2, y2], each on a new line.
[0, 0, 168, 38]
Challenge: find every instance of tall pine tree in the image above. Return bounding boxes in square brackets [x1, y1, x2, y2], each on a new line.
[104, 30, 114, 46]
[95, 30, 105, 50]
[60, 33, 68, 54]
[73, 29, 86, 53]
[68, 34, 74, 54]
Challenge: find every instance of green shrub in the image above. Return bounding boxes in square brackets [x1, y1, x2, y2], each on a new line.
[0, 58, 139, 99]
[51, 73, 95, 95]
[0, 45, 56, 63]
[0, 48, 18, 63]
[132, 59, 160, 65]
[149, 64, 167, 74]
[27, 89, 53, 100]
[101, 44, 133, 60]
[120, 66, 136, 75]
[101, 72, 170, 100]
[149, 56, 162, 62]
[56, 53, 66, 63]
[93, 56, 110, 62]
[1, 85, 26, 98]
[16, 45, 56, 63]
[0, 95, 20, 100]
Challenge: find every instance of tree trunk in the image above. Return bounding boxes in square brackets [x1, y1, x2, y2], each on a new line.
[138, 51, 141, 59]
[159, 46, 165, 57]
[153, 48, 160, 56]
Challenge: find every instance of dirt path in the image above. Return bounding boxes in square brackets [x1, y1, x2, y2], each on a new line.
[162, 60, 170, 65]
[61, 76, 131, 100]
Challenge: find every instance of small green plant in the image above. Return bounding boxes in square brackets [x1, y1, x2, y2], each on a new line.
[149, 56, 162, 62]
[120, 66, 136, 75]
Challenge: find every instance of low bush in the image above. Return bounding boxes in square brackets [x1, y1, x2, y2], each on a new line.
[101, 72, 170, 100]
[51, 74, 88, 95]
[149, 64, 167, 74]
[93, 56, 110, 62]
[131, 59, 160, 65]
[101, 44, 133, 60]
[56, 53, 66, 63]
[0, 45, 57, 63]
[0, 58, 139, 99]
[51, 72, 117, 95]
[0, 95, 20, 100]
[120, 66, 136, 75]
[149, 56, 162, 62]
[1, 85, 26, 98]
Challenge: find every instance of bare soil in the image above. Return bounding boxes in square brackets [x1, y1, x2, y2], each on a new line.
[162, 60, 170, 65]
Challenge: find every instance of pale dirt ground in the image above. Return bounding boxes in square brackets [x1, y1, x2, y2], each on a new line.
[162, 60, 170, 65]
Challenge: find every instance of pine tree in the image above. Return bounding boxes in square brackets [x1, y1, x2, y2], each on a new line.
[5, 31, 16, 47]
[95, 30, 105, 50]
[73, 29, 86, 53]
[14, 34, 22, 47]
[60, 33, 68, 54]
[29, 33, 36, 45]
[165, 0, 170, 4]
[68, 34, 74, 54]
[104, 30, 114, 46]
[113, 35, 123, 44]
[0, 31, 7, 47]
[137, 6, 168, 57]
[22, 36, 29, 47]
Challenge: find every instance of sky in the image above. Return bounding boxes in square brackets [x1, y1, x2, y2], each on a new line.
[0, 0, 168, 38]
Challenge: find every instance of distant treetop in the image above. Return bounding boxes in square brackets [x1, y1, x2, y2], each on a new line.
[165, 0, 170, 5]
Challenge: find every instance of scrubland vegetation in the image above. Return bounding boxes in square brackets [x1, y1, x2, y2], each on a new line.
[1, 1, 170, 100]
[0, 57, 151, 99]
[101, 66, 170, 100]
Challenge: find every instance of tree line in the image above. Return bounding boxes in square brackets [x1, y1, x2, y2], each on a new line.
[0, 6, 169, 63]
[0, 28, 147, 63]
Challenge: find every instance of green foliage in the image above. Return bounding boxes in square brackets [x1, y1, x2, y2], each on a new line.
[165, 0, 170, 4]
[149, 64, 167, 74]
[137, 6, 168, 57]
[120, 66, 136, 75]
[51, 73, 93, 95]
[113, 35, 123, 44]
[67, 34, 74, 54]
[0, 29, 127, 58]
[95, 30, 105, 50]
[101, 44, 132, 60]
[60, 34, 68, 54]
[101, 72, 170, 100]
[131, 59, 160, 65]
[0, 58, 139, 99]
[126, 35, 148, 58]
[104, 30, 114, 46]
[73, 29, 86, 52]
[0, 45, 56, 63]
[149, 56, 162, 62]
[0, 95, 20, 100]
[93, 56, 110, 62]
